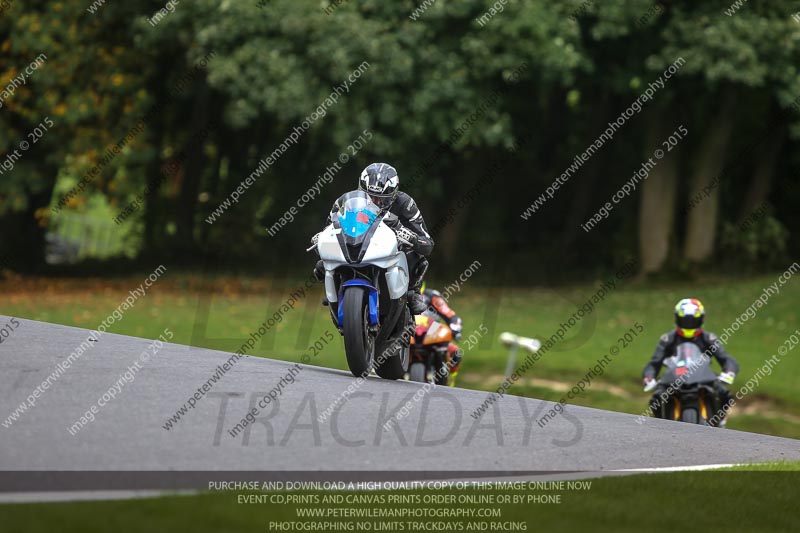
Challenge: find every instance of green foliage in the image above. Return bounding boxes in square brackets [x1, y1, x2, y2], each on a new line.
[4, 273, 798, 432]
[0, 0, 797, 274]
[721, 214, 790, 269]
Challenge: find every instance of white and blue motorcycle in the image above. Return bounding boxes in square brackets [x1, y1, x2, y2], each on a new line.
[308, 191, 412, 379]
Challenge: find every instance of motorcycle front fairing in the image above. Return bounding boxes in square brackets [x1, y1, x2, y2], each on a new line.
[317, 191, 409, 304]
[312, 191, 412, 379]
[659, 343, 719, 387]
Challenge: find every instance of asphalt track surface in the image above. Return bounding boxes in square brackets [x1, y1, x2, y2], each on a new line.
[1, 317, 799, 494]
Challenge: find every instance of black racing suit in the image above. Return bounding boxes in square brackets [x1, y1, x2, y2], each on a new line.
[643, 330, 739, 420]
[316, 191, 434, 291]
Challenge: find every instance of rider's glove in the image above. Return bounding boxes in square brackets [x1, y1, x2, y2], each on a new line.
[396, 226, 418, 251]
[643, 377, 657, 392]
[718, 371, 736, 385]
[451, 323, 462, 341]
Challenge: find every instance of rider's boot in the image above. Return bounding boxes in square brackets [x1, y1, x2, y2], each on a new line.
[447, 343, 462, 386]
[407, 285, 427, 315]
[313, 260, 325, 282]
[407, 258, 428, 315]
[447, 343, 462, 374]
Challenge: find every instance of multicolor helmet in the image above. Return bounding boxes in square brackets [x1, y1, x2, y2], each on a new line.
[674, 298, 705, 338]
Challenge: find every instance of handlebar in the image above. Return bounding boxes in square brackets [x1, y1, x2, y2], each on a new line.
[643, 372, 734, 392]
[306, 233, 320, 252]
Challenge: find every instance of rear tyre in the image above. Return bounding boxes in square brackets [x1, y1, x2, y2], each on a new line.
[375, 307, 411, 380]
[681, 408, 698, 424]
[408, 362, 426, 383]
[374, 342, 409, 380]
[343, 287, 374, 377]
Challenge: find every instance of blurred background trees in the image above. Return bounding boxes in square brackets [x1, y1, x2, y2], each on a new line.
[1, 0, 798, 280]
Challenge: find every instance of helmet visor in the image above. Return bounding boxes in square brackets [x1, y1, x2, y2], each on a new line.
[676, 315, 703, 330]
[368, 193, 393, 208]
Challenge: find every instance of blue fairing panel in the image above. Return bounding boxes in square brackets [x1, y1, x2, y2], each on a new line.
[338, 280, 379, 326]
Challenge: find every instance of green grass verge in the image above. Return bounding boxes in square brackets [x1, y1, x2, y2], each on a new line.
[1, 271, 798, 438]
[1, 470, 798, 532]
[714, 460, 800, 471]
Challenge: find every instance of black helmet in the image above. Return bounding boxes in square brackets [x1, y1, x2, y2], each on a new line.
[359, 163, 399, 209]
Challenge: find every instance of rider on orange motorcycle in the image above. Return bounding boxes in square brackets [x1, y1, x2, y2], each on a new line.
[420, 283, 463, 380]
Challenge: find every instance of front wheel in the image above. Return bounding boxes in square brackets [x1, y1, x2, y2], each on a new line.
[342, 287, 374, 377]
[434, 365, 450, 386]
[408, 362, 427, 383]
[681, 408, 699, 424]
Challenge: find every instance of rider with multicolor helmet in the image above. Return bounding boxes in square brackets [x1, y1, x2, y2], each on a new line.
[420, 282, 464, 381]
[314, 163, 434, 314]
[642, 298, 739, 425]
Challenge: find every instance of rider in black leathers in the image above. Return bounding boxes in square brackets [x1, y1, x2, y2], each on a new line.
[643, 298, 739, 426]
[314, 163, 434, 314]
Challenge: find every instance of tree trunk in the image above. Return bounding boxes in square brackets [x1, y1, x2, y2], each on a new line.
[143, 119, 165, 254]
[683, 90, 737, 264]
[737, 124, 784, 223]
[1, 182, 53, 273]
[142, 57, 170, 256]
[175, 82, 211, 251]
[435, 155, 482, 266]
[558, 95, 610, 247]
[198, 135, 221, 250]
[639, 109, 679, 275]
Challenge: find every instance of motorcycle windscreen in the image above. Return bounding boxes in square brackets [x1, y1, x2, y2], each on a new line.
[660, 343, 718, 385]
[335, 191, 381, 244]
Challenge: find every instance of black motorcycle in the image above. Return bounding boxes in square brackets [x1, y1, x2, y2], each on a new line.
[654, 343, 722, 425]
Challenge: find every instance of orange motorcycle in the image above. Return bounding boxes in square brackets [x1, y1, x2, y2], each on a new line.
[407, 314, 459, 385]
